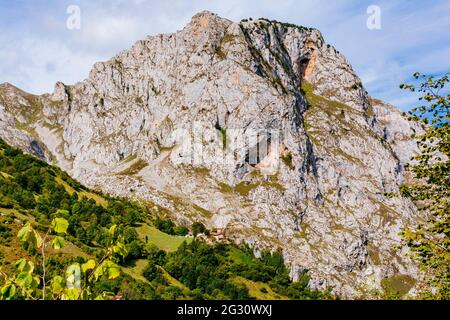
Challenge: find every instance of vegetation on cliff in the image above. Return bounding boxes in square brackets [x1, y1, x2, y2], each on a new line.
[0, 139, 328, 300]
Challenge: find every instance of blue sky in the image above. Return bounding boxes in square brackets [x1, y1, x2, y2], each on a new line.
[0, 0, 449, 110]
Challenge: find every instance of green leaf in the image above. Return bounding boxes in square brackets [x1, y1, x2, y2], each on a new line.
[16, 272, 33, 288]
[109, 268, 121, 280]
[51, 276, 64, 295]
[81, 259, 96, 273]
[17, 223, 42, 249]
[52, 236, 65, 250]
[57, 209, 70, 216]
[108, 224, 117, 236]
[17, 223, 32, 243]
[15, 258, 27, 272]
[52, 218, 69, 234]
[62, 288, 80, 300]
[15, 259, 34, 273]
[32, 230, 42, 249]
[95, 261, 121, 280]
[113, 242, 128, 258]
[93, 264, 104, 280]
[31, 276, 40, 289]
[1, 283, 16, 300]
[104, 261, 121, 280]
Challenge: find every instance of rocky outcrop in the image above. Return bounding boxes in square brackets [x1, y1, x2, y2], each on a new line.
[370, 97, 423, 165]
[0, 11, 422, 298]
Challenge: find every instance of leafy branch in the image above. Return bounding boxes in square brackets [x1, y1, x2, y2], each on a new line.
[399, 72, 450, 300]
[0, 216, 127, 300]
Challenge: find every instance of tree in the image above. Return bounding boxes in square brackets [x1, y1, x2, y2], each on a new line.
[146, 244, 166, 265]
[0, 218, 127, 300]
[191, 222, 206, 237]
[153, 218, 175, 235]
[399, 72, 449, 299]
[174, 226, 189, 236]
[122, 226, 138, 243]
[126, 241, 143, 260]
[142, 261, 166, 284]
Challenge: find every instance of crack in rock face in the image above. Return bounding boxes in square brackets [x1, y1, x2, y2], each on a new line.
[0, 11, 422, 298]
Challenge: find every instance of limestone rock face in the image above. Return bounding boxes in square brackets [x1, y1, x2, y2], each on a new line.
[370, 98, 423, 165]
[0, 11, 422, 297]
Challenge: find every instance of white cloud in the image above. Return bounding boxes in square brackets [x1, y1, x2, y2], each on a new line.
[0, 36, 102, 94]
[0, 0, 449, 110]
[79, 15, 142, 48]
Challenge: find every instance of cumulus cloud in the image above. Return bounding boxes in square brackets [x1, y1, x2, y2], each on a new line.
[0, 0, 449, 110]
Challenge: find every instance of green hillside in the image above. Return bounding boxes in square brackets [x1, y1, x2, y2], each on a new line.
[0, 139, 329, 300]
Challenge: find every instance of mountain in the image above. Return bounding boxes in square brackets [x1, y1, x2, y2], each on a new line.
[0, 11, 423, 298]
[1, 138, 331, 300]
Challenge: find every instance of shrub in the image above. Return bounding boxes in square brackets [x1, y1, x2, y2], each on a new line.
[142, 261, 167, 285]
[281, 152, 294, 169]
[153, 218, 175, 235]
[174, 226, 189, 236]
[191, 222, 206, 237]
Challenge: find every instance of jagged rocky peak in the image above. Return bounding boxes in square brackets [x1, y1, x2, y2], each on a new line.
[51, 81, 69, 102]
[187, 10, 233, 39]
[238, 17, 369, 112]
[0, 11, 422, 298]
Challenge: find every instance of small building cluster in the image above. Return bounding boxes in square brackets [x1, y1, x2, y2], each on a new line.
[195, 228, 227, 244]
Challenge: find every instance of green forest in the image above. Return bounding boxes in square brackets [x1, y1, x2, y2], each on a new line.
[0, 138, 329, 300]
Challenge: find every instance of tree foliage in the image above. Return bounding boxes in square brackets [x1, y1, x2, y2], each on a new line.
[0, 138, 144, 251]
[0, 138, 332, 300]
[153, 217, 189, 236]
[156, 240, 332, 300]
[399, 72, 450, 299]
[0, 218, 127, 300]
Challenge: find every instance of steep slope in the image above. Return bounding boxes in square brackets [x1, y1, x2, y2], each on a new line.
[2, 138, 328, 300]
[0, 11, 422, 297]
